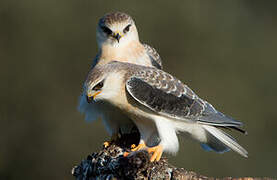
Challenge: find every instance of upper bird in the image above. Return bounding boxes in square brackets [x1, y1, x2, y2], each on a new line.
[84, 61, 248, 162]
[94, 11, 162, 68]
[79, 12, 162, 141]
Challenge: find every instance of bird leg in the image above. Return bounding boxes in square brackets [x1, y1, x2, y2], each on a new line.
[147, 145, 163, 162]
[103, 133, 120, 148]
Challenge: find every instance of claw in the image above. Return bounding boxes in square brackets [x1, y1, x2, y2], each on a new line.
[103, 141, 110, 148]
[123, 142, 146, 158]
[103, 133, 120, 148]
[125, 143, 163, 162]
[147, 145, 163, 162]
[131, 142, 146, 151]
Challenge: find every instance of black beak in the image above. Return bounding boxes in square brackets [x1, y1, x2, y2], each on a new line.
[114, 33, 121, 43]
[86, 95, 93, 103]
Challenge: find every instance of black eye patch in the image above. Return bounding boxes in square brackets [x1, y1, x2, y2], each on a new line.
[101, 26, 112, 35]
[123, 24, 131, 33]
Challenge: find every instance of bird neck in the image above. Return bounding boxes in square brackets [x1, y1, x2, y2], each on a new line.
[97, 40, 148, 66]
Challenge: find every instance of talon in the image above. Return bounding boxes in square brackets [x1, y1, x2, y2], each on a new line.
[103, 141, 110, 148]
[103, 133, 120, 148]
[131, 142, 146, 151]
[147, 145, 163, 162]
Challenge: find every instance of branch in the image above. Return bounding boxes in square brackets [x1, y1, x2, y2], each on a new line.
[72, 135, 273, 180]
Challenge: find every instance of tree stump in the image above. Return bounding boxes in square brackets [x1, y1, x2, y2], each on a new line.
[72, 133, 273, 180]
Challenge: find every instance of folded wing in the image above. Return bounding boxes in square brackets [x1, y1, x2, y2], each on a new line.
[143, 43, 162, 69]
[126, 68, 243, 128]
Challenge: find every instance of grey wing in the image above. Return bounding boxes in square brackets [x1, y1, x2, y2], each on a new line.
[143, 43, 162, 69]
[126, 68, 243, 127]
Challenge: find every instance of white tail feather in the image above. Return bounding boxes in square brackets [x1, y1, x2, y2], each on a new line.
[202, 125, 248, 158]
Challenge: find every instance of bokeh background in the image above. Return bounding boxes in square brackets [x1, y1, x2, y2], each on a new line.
[1, 0, 277, 179]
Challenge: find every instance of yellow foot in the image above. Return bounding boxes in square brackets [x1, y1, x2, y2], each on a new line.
[147, 145, 163, 162]
[123, 142, 146, 157]
[131, 142, 146, 152]
[123, 152, 129, 157]
[103, 133, 120, 148]
[103, 141, 110, 148]
[124, 144, 163, 162]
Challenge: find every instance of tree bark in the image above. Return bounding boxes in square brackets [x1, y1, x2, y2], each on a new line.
[72, 140, 273, 180]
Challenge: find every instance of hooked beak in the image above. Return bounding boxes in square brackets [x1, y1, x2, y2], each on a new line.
[112, 32, 122, 43]
[86, 91, 101, 103]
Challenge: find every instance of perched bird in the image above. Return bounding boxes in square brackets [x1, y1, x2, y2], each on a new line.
[84, 61, 248, 162]
[79, 12, 162, 143]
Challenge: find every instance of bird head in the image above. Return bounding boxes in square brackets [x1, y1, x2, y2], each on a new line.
[96, 12, 139, 47]
[86, 78, 105, 103]
[84, 63, 123, 103]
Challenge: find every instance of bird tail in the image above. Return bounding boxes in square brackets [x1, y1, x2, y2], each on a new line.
[201, 125, 248, 158]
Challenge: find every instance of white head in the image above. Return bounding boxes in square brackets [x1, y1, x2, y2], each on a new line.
[84, 63, 124, 103]
[96, 12, 139, 48]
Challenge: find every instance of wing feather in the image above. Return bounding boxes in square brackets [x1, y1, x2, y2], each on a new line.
[126, 68, 243, 127]
[143, 43, 162, 69]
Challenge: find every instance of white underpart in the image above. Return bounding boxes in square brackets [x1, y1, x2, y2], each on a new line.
[78, 94, 101, 122]
[131, 113, 209, 155]
[173, 121, 208, 143]
[79, 97, 133, 135]
[124, 111, 180, 154]
[134, 51, 150, 67]
[152, 116, 179, 154]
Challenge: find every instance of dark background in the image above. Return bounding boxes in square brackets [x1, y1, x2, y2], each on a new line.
[1, 0, 277, 179]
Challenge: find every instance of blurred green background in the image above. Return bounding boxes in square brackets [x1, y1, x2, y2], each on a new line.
[1, 0, 277, 179]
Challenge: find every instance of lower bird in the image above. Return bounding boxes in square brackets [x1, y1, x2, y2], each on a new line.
[84, 61, 248, 162]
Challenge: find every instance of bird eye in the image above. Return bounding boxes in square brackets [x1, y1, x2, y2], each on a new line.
[123, 24, 131, 33]
[101, 26, 112, 35]
[92, 81, 104, 91]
